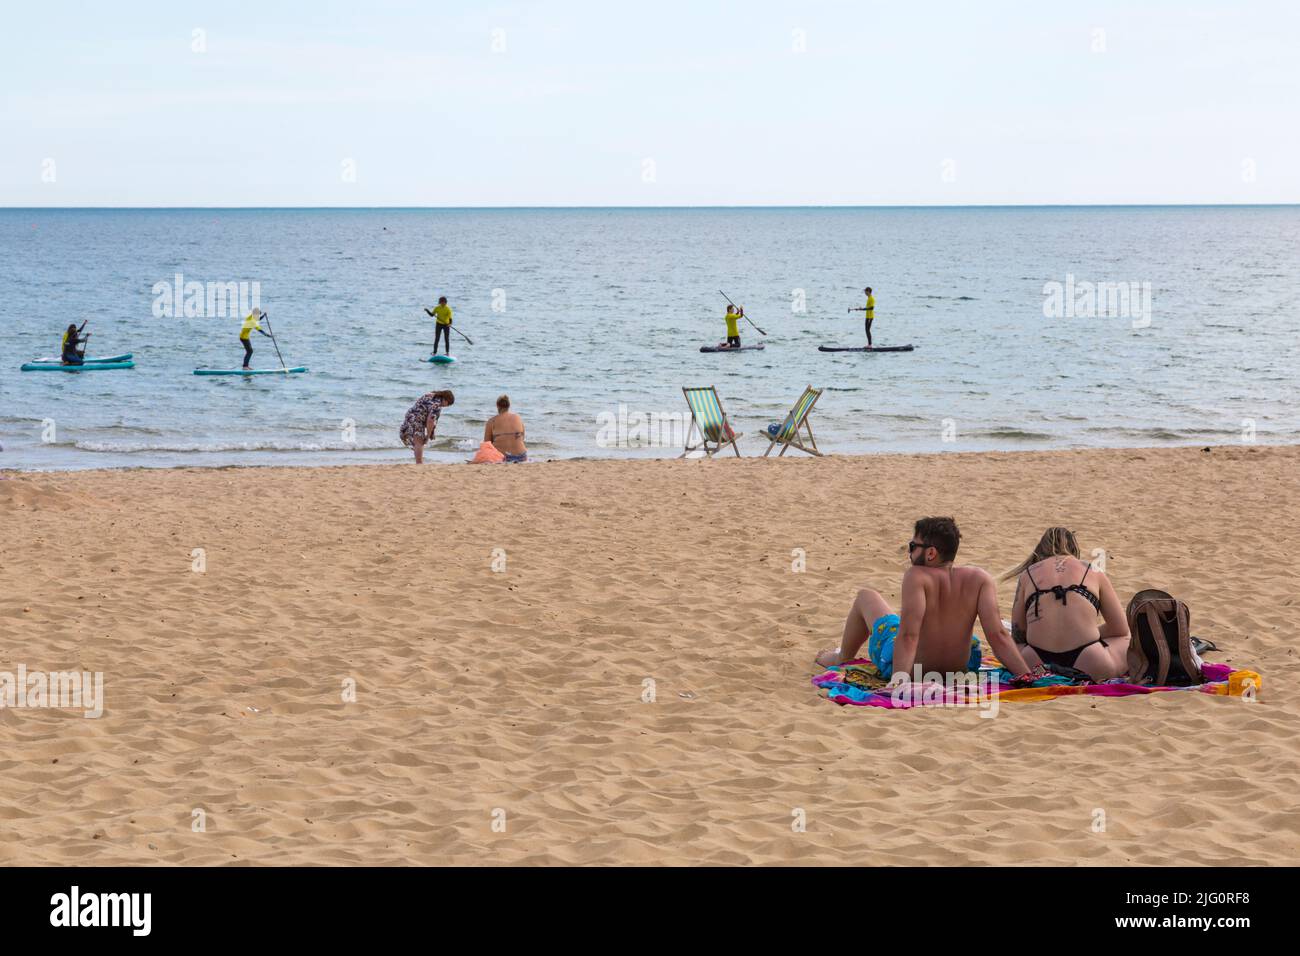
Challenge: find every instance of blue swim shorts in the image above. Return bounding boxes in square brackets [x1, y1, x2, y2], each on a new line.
[867, 613, 981, 676]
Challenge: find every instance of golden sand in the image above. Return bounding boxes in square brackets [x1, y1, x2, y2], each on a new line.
[1, 444, 1296, 864]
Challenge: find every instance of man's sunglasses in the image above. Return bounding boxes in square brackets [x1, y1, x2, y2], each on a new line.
[907, 540, 930, 553]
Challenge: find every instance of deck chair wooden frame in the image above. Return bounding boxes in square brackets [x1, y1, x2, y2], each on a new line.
[680, 386, 743, 458]
[762, 385, 824, 457]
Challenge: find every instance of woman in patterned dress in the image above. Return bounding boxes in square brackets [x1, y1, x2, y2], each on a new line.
[400, 389, 455, 463]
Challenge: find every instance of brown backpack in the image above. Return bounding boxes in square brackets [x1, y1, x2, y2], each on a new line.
[1126, 589, 1200, 686]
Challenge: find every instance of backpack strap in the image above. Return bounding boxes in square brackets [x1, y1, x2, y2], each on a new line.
[1141, 604, 1172, 685]
[1171, 599, 1198, 682]
[1139, 597, 1197, 686]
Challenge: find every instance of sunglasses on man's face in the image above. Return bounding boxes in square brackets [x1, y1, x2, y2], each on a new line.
[907, 541, 930, 553]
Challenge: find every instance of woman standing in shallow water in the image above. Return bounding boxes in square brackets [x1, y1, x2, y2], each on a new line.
[400, 389, 454, 464]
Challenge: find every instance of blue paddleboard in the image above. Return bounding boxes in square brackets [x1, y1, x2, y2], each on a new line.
[22, 360, 135, 371]
[29, 352, 134, 365]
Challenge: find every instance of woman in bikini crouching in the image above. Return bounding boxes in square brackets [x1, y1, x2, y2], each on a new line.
[1004, 527, 1130, 681]
[484, 394, 527, 463]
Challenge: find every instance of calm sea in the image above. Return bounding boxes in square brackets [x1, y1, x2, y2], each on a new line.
[2, 206, 1298, 470]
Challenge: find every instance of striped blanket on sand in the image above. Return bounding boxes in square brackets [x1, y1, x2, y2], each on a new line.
[812, 657, 1262, 708]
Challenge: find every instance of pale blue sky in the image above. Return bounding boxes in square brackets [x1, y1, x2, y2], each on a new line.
[3, 0, 1297, 205]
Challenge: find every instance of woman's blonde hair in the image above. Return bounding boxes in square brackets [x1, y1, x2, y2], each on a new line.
[496, 394, 510, 411]
[1002, 526, 1081, 581]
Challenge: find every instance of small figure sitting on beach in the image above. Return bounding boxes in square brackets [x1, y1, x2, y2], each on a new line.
[484, 394, 527, 463]
[816, 516, 1033, 682]
[1003, 527, 1130, 681]
[400, 389, 454, 464]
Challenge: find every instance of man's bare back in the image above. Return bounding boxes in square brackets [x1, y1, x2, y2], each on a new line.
[816, 517, 1033, 680]
[902, 564, 994, 674]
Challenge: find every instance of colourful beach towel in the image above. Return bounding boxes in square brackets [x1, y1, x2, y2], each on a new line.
[812, 655, 1262, 709]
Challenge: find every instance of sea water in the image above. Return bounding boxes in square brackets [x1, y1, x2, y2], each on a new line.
[1, 206, 1297, 470]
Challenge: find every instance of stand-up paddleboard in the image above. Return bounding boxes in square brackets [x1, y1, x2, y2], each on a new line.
[30, 352, 133, 365]
[193, 366, 309, 376]
[818, 344, 915, 353]
[21, 360, 135, 371]
[423, 354, 457, 364]
[700, 343, 766, 353]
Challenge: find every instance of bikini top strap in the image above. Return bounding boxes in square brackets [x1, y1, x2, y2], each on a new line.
[1023, 566, 1042, 613]
[1078, 562, 1091, 585]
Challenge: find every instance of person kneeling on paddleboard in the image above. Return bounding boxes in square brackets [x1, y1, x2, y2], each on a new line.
[848, 287, 876, 347]
[61, 321, 90, 365]
[400, 389, 455, 465]
[239, 308, 271, 369]
[723, 304, 743, 349]
[425, 297, 454, 355]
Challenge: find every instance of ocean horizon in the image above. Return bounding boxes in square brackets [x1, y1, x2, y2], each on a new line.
[6, 203, 1299, 209]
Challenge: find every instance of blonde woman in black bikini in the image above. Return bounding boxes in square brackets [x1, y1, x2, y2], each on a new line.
[484, 394, 526, 463]
[1004, 527, 1130, 680]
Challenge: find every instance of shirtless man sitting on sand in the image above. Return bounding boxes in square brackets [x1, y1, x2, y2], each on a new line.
[816, 516, 1035, 682]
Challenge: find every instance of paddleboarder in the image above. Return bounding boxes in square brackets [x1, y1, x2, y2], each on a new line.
[848, 287, 876, 347]
[61, 320, 90, 365]
[239, 308, 272, 369]
[723, 303, 744, 349]
[425, 296, 454, 355]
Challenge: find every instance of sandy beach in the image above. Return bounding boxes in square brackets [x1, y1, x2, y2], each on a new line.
[1, 444, 1296, 866]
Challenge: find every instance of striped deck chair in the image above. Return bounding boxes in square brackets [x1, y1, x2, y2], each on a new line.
[762, 386, 824, 457]
[680, 386, 743, 458]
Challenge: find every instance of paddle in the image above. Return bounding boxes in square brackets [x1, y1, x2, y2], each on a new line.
[422, 310, 474, 346]
[72, 322, 91, 363]
[261, 313, 290, 370]
[414, 330, 473, 348]
[719, 291, 766, 335]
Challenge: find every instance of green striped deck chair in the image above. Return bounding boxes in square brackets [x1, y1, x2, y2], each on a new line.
[680, 386, 743, 458]
[762, 386, 824, 457]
